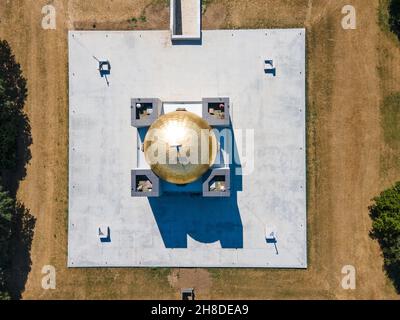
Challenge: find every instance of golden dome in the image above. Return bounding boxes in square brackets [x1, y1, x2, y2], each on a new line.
[143, 109, 217, 185]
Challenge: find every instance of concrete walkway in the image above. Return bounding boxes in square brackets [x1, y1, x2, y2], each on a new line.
[181, 0, 199, 36]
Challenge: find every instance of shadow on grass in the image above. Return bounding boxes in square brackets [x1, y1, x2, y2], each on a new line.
[0, 39, 34, 299]
[385, 263, 400, 293]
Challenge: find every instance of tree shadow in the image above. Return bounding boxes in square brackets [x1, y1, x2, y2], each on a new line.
[384, 262, 400, 293]
[0, 40, 31, 197]
[389, 0, 400, 41]
[149, 124, 244, 249]
[7, 202, 36, 300]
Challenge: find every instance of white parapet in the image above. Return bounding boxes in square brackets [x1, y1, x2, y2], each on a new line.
[170, 0, 201, 41]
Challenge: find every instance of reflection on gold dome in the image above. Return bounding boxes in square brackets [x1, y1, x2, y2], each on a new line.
[143, 109, 217, 185]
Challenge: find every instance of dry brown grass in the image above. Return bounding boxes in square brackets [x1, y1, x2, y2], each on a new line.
[0, 0, 399, 299]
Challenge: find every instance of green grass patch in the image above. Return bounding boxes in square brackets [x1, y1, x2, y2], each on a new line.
[202, 0, 214, 14]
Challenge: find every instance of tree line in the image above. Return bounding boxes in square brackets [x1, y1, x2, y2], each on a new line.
[370, 1, 400, 293]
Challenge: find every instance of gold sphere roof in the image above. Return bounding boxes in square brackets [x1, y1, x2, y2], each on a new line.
[143, 110, 217, 185]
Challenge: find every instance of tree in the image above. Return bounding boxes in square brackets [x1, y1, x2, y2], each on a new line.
[369, 181, 400, 292]
[0, 40, 27, 170]
[0, 185, 13, 299]
[389, 0, 400, 39]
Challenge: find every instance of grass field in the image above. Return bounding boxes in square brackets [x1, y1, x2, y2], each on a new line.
[0, 0, 400, 299]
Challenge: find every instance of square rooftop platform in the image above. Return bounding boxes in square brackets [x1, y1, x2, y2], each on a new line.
[68, 29, 306, 268]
